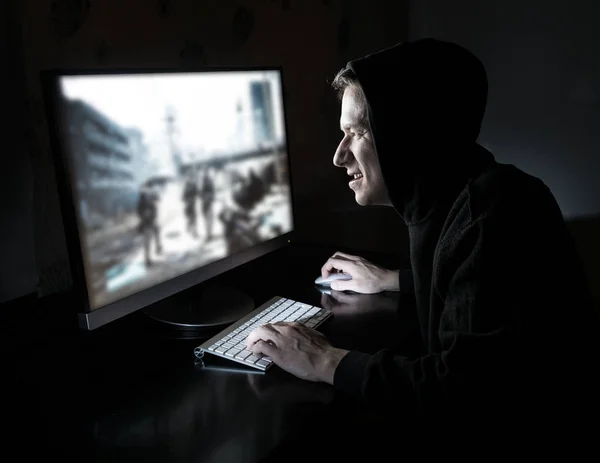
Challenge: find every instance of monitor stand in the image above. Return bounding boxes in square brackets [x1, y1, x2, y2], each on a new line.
[142, 282, 254, 338]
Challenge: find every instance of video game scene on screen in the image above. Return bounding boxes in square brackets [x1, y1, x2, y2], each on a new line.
[60, 71, 293, 310]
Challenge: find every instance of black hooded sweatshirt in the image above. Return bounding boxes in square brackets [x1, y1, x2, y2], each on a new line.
[332, 39, 599, 430]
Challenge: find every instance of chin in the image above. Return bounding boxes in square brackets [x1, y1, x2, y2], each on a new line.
[354, 192, 372, 206]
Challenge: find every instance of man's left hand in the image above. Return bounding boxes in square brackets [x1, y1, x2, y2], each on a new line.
[246, 323, 349, 384]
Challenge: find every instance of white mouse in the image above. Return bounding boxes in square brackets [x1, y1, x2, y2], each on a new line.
[315, 272, 353, 287]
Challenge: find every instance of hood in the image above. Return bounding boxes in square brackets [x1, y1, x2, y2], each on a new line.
[348, 38, 494, 223]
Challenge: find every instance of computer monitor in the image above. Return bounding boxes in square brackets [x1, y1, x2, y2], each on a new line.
[42, 67, 294, 331]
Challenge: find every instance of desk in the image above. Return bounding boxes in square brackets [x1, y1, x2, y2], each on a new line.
[3, 242, 415, 462]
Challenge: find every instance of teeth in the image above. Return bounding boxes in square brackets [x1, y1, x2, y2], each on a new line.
[353, 174, 363, 179]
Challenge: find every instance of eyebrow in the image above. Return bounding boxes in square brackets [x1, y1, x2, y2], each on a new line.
[340, 122, 367, 131]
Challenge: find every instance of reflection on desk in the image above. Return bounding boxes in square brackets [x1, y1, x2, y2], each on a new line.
[248, 369, 334, 405]
[89, 360, 329, 463]
[319, 289, 422, 358]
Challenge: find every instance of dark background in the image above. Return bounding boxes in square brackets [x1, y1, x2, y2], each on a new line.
[1, 0, 599, 313]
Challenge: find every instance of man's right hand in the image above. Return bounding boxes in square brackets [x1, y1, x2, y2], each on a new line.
[320, 252, 399, 294]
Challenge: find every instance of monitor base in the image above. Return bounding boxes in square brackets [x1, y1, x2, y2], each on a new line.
[143, 283, 254, 337]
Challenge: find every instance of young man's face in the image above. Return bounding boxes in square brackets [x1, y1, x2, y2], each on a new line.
[333, 87, 390, 206]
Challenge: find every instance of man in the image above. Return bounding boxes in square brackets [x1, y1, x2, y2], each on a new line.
[182, 170, 199, 238]
[219, 173, 265, 255]
[247, 39, 599, 439]
[137, 182, 162, 267]
[200, 167, 216, 241]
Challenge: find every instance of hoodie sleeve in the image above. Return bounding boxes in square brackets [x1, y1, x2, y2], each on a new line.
[333, 196, 540, 414]
[398, 268, 414, 294]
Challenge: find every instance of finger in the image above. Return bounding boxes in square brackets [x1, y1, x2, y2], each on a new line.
[320, 259, 335, 278]
[321, 257, 355, 278]
[321, 254, 357, 278]
[269, 321, 292, 331]
[246, 324, 280, 349]
[330, 279, 358, 292]
[245, 328, 264, 349]
[270, 321, 302, 333]
[250, 339, 279, 358]
[332, 252, 361, 261]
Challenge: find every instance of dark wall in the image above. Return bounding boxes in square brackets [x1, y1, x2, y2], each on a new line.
[408, 0, 600, 310]
[1, 0, 409, 302]
[409, 0, 600, 219]
[1, 0, 37, 303]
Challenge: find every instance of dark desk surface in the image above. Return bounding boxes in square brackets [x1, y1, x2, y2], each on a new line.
[3, 242, 415, 462]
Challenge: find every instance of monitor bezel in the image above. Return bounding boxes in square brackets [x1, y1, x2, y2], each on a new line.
[41, 65, 297, 330]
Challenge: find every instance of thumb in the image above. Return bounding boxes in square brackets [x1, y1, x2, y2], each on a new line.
[251, 339, 279, 359]
[330, 279, 355, 292]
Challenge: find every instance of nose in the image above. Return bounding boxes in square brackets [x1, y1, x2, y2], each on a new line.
[333, 138, 350, 168]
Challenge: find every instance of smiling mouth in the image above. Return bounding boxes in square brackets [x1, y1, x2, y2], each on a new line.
[349, 173, 363, 185]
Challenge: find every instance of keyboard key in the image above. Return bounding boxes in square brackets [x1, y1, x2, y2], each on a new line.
[225, 348, 241, 357]
[235, 350, 253, 360]
[232, 343, 246, 352]
[256, 359, 272, 368]
[215, 346, 228, 354]
[246, 355, 260, 364]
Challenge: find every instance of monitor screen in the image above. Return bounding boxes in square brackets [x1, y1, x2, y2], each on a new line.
[50, 69, 293, 322]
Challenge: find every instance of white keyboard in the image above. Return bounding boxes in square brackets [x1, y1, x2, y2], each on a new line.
[194, 296, 333, 371]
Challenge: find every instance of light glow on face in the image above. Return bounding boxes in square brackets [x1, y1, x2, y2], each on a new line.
[332, 87, 390, 206]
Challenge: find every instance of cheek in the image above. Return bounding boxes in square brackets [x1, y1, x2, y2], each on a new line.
[357, 153, 376, 176]
[353, 147, 368, 169]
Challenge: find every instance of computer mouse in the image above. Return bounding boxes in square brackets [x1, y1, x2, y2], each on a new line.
[314, 272, 353, 287]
